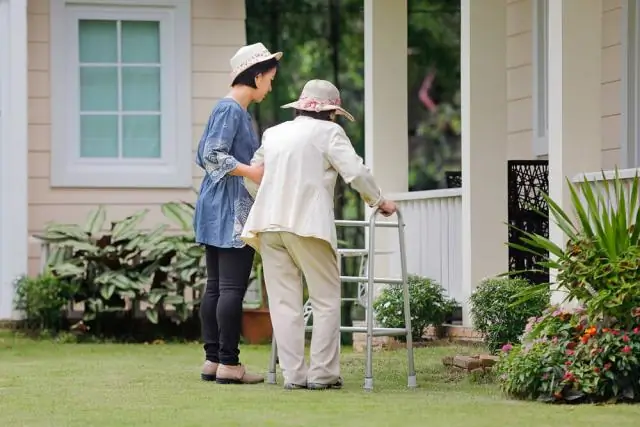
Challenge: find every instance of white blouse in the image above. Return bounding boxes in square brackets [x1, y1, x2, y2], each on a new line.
[241, 116, 383, 253]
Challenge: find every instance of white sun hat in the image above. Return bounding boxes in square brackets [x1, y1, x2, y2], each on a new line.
[229, 42, 283, 81]
[280, 79, 355, 122]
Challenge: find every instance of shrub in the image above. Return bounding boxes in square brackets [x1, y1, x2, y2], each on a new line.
[495, 306, 640, 403]
[511, 169, 640, 326]
[470, 277, 549, 353]
[35, 202, 206, 328]
[13, 273, 77, 332]
[373, 275, 456, 341]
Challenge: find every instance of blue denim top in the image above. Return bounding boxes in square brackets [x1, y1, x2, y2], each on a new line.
[193, 98, 260, 248]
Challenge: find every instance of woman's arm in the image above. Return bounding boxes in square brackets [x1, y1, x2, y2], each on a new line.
[244, 145, 265, 199]
[326, 128, 383, 207]
[202, 106, 262, 184]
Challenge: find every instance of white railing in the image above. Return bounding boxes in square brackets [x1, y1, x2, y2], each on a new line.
[571, 168, 639, 213]
[386, 188, 463, 303]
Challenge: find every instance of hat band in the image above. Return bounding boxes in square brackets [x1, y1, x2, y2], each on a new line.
[231, 50, 273, 76]
[296, 95, 342, 110]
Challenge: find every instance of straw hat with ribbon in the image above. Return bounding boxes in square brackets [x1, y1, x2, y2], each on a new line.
[281, 80, 355, 122]
[230, 42, 283, 81]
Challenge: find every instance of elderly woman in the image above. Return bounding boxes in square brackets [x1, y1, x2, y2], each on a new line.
[194, 43, 282, 385]
[241, 80, 397, 390]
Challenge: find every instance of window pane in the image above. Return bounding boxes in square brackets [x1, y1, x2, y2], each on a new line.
[121, 21, 160, 63]
[122, 67, 160, 111]
[80, 66, 118, 112]
[79, 20, 117, 63]
[80, 115, 119, 158]
[123, 115, 161, 158]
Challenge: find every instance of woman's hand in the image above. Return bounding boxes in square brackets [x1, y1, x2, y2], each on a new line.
[230, 163, 264, 184]
[378, 199, 398, 217]
[246, 164, 265, 185]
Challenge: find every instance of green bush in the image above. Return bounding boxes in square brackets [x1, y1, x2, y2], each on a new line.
[511, 169, 640, 326]
[469, 277, 549, 353]
[13, 273, 77, 332]
[373, 275, 456, 341]
[495, 306, 640, 403]
[35, 201, 206, 327]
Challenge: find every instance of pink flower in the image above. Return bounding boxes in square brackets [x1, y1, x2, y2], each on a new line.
[623, 335, 630, 343]
[622, 345, 632, 354]
[501, 343, 513, 353]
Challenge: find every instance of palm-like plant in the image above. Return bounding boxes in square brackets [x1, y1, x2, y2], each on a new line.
[509, 168, 640, 326]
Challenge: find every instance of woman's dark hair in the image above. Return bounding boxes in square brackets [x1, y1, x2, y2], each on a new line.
[294, 109, 335, 121]
[231, 58, 279, 88]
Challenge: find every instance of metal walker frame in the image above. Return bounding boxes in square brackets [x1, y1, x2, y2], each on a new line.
[266, 208, 416, 391]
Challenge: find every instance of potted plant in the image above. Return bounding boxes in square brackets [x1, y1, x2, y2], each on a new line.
[241, 252, 272, 344]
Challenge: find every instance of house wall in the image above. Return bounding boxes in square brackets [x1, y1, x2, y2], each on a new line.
[26, 0, 246, 275]
[505, 0, 623, 166]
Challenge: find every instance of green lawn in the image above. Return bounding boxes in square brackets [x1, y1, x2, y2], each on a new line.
[1, 331, 640, 426]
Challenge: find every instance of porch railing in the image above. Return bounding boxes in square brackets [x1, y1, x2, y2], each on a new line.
[386, 188, 463, 303]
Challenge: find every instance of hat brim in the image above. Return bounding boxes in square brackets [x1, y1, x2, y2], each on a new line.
[281, 101, 355, 122]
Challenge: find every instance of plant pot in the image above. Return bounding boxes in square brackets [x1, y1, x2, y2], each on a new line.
[241, 308, 272, 344]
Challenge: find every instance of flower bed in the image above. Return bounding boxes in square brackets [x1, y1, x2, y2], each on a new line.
[495, 305, 640, 403]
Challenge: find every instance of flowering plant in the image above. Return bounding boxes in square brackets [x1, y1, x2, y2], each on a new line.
[495, 307, 640, 403]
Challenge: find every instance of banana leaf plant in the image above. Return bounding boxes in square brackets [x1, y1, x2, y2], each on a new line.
[507, 168, 640, 326]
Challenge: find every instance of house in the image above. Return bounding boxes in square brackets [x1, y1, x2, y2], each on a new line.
[1, 0, 639, 327]
[0, 0, 247, 319]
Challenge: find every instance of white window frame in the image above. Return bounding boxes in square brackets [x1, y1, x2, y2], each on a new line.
[623, 0, 640, 168]
[50, 0, 191, 188]
[532, 0, 549, 157]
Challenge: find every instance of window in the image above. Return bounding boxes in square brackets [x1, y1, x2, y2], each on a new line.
[50, 0, 191, 188]
[624, 0, 640, 168]
[532, 0, 549, 157]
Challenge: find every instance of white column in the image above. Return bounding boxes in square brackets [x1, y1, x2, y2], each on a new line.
[363, 0, 408, 283]
[460, 0, 508, 326]
[547, 0, 602, 305]
[0, 0, 28, 320]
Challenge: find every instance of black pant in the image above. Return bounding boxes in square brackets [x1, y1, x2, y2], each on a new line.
[200, 245, 255, 365]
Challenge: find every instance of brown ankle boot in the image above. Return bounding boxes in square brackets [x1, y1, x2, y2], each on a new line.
[215, 364, 264, 385]
[201, 361, 218, 381]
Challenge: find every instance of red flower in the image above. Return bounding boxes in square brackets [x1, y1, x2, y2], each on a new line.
[566, 342, 576, 350]
[565, 361, 572, 366]
[622, 345, 632, 354]
[612, 330, 620, 336]
[566, 349, 575, 356]
[604, 363, 612, 370]
[563, 371, 574, 382]
[623, 335, 630, 343]
[593, 367, 600, 373]
[633, 327, 640, 334]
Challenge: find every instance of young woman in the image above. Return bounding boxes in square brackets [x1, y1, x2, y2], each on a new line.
[195, 43, 282, 385]
[241, 80, 397, 390]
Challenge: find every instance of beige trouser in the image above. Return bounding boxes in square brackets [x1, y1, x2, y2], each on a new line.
[259, 231, 341, 386]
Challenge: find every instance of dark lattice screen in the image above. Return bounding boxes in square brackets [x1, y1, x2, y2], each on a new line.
[445, 171, 462, 188]
[507, 160, 549, 285]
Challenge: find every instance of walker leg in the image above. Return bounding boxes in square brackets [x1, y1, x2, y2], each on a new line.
[267, 337, 278, 384]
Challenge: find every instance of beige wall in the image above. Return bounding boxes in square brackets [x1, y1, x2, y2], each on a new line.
[505, 0, 623, 166]
[26, 0, 246, 275]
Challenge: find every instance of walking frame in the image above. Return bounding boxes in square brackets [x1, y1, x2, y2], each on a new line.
[266, 208, 417, 391]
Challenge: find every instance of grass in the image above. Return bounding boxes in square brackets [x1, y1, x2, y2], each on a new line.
[2, 331, 640, 426]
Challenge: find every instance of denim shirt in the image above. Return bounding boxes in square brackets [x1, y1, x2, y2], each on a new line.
[193, 98, 260, 248]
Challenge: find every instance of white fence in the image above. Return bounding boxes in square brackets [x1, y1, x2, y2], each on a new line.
[386, 188, 463, 303]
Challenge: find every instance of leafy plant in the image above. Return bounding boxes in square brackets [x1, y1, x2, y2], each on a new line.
[13, 273, 77, 332]
[35, 202, 205, 327]
[470, 277, 549, 353]
[509, 169, 640, 326]
[373, 275, 456, 341]
[495, 307, 640, 403]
